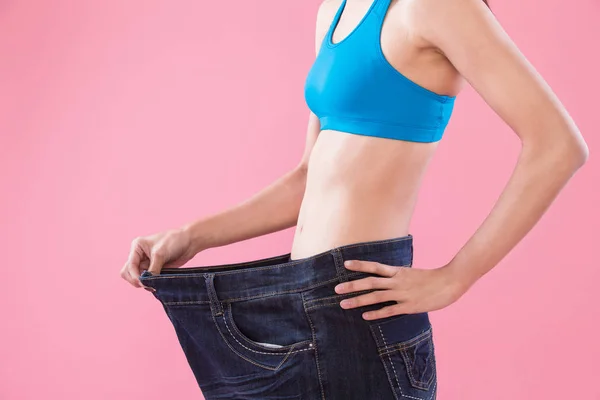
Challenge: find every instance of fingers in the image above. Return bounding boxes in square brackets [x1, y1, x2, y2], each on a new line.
[138, 259, 150, 272]
[121, 233, 169, 289]
[339, 290, 398, 310]
[335, 275, 391, 294]
[147, 248, 166, 276]
[342, 259, 399, 278]
[121, 237, 146, 288]
[362, 303, 408, 321]
[120, 261, 142, 288]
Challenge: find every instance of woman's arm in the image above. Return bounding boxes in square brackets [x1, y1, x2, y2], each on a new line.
[333, 0, 589, 320]
[416, 0, 588, 289]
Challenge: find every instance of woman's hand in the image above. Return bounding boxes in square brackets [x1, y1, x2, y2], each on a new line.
[120, 227, 205, 288]
[334, 260, 473, 320]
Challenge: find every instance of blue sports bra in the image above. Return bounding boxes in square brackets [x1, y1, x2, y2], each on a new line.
[304, 0, 456, 143]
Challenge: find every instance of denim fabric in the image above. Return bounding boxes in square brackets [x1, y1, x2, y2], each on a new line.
[139, 234, 437, 400]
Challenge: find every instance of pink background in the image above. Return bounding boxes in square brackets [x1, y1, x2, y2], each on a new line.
[1, 0, 598, 399]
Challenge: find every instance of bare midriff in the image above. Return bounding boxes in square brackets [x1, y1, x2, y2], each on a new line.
[289, 129, 439, 260]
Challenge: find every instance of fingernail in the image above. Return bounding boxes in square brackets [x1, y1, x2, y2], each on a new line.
[344, 260, 353, 267]
[340, 299, 352, 308]
[335, 284, 344, 293]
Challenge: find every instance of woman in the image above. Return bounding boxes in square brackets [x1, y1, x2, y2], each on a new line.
[121, 0, 588, 398]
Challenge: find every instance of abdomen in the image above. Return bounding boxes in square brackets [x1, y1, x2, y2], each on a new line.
[290, 129, 439, 260]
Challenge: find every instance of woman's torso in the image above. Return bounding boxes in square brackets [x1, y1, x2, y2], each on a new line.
[289, 0, 464, 260]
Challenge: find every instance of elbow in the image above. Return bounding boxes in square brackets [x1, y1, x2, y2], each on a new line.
[524, 128, 589, 169]
[559, 124, 589, 168]
[576, 139, 590, 166]
[564, 133, 589, 168]
[558, 139, 589, 171]
[291, 163, 309, 190]
[295, 162, 309, 177]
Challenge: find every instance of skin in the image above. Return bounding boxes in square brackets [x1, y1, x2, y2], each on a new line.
[122, 0, 588, 322]
[321, 0, 588, 320]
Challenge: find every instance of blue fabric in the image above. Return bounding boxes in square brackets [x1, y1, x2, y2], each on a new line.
[304, 0, 456, 142]
[139, 234, 438, 399]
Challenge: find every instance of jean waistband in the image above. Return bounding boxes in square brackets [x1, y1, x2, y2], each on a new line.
[138, 234, 413, 304]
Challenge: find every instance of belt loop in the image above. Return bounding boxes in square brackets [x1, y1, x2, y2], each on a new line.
[204, 273, 224, 317]
[332, 248, 349, 283]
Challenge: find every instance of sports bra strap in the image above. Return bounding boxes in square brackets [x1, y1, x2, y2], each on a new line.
[326, 0, 349, 43]
[326, 0, 393, 46]
[371, 0, 393, 27]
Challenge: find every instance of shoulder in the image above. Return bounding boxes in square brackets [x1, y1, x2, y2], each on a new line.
[316, 0, 342, 27]
[406, 0, 498, 44]
[408, 0, 491, 21]
[318, 0, 341, 12]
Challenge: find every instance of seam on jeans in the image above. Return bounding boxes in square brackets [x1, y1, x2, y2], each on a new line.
[373, 327, 400, 400]
[303, 266, 410, 306]
[305, 301, 345, 311]
[141, 236, 412, 279]
[225, 302, 313, 352]
[378, 325, 434, 400]
[211, 310, 312, 371]
[400, 336, 435, 389]
[429, 381, 437, 400]
[380, 353, 401, 400]
[221, 311, 312, 357]
[302, 292, 327, 400]
[304, 289, 377, 311]
[210, 307, 281, 370]
[379, 325, 403, 398]
[304, 288, 380, 305]
[163, 300, 211, 305]
[378, 334, 431, 356]
[161, 271, 369, 305]
[377, 328, 432, 354]
[223, 272, 365, 301]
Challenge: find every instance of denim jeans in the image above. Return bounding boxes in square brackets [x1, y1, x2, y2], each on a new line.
[139, 234, 437, 400]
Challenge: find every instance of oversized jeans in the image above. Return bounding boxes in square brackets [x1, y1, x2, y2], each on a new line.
[139, 234, 437, 400]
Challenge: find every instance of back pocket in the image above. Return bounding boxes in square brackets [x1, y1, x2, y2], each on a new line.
[369, 312, 437, 399]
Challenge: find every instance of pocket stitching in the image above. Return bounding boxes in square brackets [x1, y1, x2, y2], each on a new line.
[377, 324, 436, 399]
[225, 302, 312, 352]
[210, 307, 282, 371]
[378, 328, 432, 355]
[399, 331, 435, 390]
[210, 307, 312, 371]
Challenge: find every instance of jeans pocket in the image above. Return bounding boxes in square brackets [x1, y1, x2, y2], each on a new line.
[369, 312, 437, 399]
[212, 293, 314, 370]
